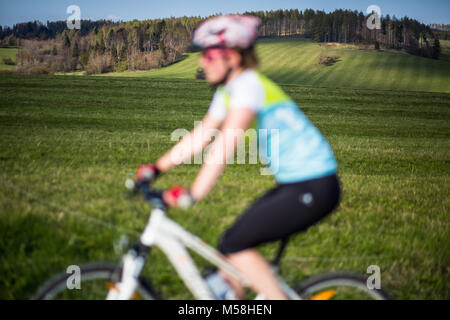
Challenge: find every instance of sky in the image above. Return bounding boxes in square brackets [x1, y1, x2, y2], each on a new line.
[0, 0, 449, 28]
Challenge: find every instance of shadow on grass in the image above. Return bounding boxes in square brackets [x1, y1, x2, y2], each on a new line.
[318, 55, 342, 66]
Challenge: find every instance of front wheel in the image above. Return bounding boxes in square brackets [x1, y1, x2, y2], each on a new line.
[32, 262, 160, 300]
[295, 272, 393, 300]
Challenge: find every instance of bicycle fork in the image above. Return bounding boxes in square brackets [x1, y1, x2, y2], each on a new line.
[106, 207, 162, 300]
[106, 245, 148, 300]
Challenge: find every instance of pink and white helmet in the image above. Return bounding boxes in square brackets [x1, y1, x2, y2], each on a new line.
[192, 14, 261, 50]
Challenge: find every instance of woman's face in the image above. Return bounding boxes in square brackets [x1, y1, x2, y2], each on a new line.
[199, 48, 234, 85]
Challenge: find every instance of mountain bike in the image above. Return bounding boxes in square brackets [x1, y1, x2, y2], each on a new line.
[33, 179, 392, 300]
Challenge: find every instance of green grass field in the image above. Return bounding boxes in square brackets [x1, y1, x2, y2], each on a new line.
[440, 40, 450, 62]
[0, 73, 448, 299]
[0, 48, 18, 71]
[440, 40, 450, 47]
[102, 38, 450, 94]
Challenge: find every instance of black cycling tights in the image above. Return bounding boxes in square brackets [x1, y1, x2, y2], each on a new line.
[218, 174, 341, 255]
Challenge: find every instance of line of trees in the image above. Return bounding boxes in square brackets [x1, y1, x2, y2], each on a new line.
[429, 24, 450, 32]
[0, 20, 116, 40]
[1, 8, 443, 75]
[11, 17, 201, 74]
[245, 9, 441, 58]
[430, 24, 450, 41]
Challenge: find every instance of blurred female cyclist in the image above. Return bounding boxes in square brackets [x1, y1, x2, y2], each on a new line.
[136, 15, 341, 299]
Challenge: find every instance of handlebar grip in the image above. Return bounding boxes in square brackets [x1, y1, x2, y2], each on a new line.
[125, 178, 137, 192]
[125, 178, 166, 209]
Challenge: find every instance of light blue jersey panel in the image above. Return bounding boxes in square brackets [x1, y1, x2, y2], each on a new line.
[257, 101, 337, 183]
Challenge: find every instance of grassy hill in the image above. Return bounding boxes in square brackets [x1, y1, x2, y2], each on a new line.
[102, 38, 450, 93]
[3, 39, 449, 93]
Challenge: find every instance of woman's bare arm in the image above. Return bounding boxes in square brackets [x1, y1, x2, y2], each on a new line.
[155, 113, 223, 172]
[190, 107, 255, 201]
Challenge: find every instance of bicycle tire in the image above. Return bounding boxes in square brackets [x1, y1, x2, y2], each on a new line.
[32, 262, 161, 300]
[295, 272, 393, 300]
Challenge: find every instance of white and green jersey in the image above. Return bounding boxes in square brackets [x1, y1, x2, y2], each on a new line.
[208, 69, 337, 183]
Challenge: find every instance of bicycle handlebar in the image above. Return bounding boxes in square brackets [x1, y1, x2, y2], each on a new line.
[125, 178, 166, 209]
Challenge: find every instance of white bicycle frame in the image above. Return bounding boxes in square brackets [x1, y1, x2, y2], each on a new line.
[107, 207, 301, 300]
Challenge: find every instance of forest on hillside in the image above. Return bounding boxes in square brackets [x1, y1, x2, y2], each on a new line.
[0, 9, 444, 74]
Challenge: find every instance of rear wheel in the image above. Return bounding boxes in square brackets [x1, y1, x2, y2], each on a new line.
[296, 272, 392, 300]
[32, 262, 160, 300]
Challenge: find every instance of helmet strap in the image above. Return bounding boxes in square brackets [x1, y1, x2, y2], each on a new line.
[216, 66, 232, 86]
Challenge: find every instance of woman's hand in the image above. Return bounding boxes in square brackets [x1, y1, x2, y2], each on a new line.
[136, 164, 161, 184]
[163, 185, 196, 209]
